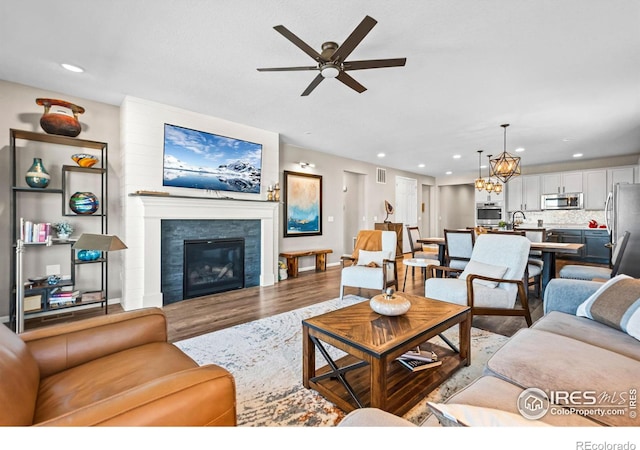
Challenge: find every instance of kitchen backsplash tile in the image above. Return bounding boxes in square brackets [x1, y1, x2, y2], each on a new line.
[514, 209, 606, 228]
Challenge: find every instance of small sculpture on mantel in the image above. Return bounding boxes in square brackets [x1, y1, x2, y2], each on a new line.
[274, 182, 280, 202]
[384, 200, 394, 223]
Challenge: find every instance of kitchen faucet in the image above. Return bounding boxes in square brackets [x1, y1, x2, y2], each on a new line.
[512, 210, 526, 227]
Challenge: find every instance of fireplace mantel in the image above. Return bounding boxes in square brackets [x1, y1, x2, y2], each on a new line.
[122, 194, 279, 310]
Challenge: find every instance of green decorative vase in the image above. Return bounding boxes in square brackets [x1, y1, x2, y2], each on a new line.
[25, 157, 51, 188]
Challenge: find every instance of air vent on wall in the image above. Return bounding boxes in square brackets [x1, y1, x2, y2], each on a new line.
[376, 167, 387, 184]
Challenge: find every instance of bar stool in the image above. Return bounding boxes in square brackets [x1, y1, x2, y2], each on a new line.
[402, 257, 440, 292]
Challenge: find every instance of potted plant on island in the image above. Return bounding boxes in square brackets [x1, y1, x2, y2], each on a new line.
[52, 221, 74, 239]
[498, 220, 507, 231]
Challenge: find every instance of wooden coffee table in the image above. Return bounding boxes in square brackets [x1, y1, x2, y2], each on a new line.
[302, 293, 471, 415]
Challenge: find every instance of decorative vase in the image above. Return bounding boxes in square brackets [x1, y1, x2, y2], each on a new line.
[25, 157, 51, 188]
[57, 232, 70, 240]
[77, 250, 101, 261]
[36, 98, 85, 137]
[369, 289, 411, 316]
[69, 191, 99, 215]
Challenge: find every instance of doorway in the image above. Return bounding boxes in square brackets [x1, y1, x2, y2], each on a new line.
[343, 171, 365, 254]
[395, 176, 418, 254]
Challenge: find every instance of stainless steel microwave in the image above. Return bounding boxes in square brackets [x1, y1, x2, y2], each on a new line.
[476, 202, 503, 225]
[541, 193, 583, 210]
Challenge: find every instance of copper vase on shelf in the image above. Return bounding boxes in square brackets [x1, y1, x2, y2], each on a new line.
[36, 98, 85, 137]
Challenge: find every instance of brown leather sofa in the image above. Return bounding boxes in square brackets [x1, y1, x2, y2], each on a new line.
[1, 307, 236, 426]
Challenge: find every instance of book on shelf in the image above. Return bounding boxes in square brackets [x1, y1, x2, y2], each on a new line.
[396, 358, 443, 372]
[48, 297, 78, 307]
[19, 218, 52, 243]
[50, 291, 80, 298]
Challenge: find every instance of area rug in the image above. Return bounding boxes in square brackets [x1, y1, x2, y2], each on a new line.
[174, 295, 509, 426]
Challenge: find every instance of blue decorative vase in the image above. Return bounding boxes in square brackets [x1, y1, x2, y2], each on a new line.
[69, 192, 99, 215]
[77, 250, 101, 261]
[25, 157, 51, 188]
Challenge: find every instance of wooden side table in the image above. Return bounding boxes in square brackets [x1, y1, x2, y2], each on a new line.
[375, 222, 403, 258]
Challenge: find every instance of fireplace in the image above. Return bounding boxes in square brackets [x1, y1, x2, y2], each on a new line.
[183, 238, 245, 299]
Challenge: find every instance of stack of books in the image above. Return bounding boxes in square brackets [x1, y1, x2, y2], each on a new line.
[48, 288, 80, 308]
[396, 347, 442, 372]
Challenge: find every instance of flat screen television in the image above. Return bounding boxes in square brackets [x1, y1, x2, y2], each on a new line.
[162, 123, 262, 194]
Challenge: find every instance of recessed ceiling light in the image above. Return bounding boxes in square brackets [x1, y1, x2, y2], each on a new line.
[573, 153, 583, 158]
[453, 154, 461, 159]
[445, 171, 453, 175]
[377, 152, 385, 158]
[480, 165, 487, 169]
[562, 138, 571, 142]
[61, 63, 84, 73]
[515, 147, 525, 153]
[418, 163, 425, 168]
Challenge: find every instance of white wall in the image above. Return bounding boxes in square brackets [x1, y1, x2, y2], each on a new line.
[438, 184, 476, 232]
[119, 97, 280, 310]
[279, 144, 436, 269]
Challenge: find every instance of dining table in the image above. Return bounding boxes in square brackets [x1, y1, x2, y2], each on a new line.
[417, 236, 584, 295]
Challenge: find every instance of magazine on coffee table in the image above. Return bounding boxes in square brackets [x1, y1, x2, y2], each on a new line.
[396, 358, 443, 372]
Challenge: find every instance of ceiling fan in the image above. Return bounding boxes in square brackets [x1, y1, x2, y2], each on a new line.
[257, 15, 407, 96]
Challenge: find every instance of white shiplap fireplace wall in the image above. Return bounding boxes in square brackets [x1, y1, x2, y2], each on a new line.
[120, 97, 280, 311]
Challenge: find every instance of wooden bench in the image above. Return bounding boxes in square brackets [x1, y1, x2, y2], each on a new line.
[279, 249, 333, 278]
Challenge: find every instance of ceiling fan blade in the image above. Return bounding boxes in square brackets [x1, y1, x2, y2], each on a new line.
[257, 66, 318, 72]
[273, 25, 322, 62]
[343, 58, 407, 71]
[331, 15, 377, 63]
[301, 73, 325, 96]
[336, 71, 367, 93]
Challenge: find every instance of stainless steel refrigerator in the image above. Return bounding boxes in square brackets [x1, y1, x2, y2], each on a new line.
[605, 183, 640, 278]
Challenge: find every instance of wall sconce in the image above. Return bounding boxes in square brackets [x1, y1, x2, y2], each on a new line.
[299, 161, 315, 169]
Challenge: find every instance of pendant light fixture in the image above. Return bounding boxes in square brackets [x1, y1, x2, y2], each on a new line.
[484, 154, 495, 193]
[475, 150, 486, 191]
[490, 123, 521, 183]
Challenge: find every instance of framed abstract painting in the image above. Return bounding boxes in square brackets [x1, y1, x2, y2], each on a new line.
[283, 171, 322, 237]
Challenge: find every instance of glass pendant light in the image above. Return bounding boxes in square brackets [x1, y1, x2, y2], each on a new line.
[475, 150, 486, 191]
[485, 154, 495, 193]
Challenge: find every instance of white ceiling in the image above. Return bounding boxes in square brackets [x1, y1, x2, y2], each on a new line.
[1, 1, 639, 179]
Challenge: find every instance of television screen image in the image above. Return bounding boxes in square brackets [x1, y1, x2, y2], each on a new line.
[163, 123, 262, 194]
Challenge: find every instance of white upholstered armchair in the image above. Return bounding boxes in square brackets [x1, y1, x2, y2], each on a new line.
[340, 230, 398, 299]
[425, 233, 532, 326]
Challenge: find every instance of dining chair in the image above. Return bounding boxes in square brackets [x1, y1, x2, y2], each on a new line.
[339, 230, 398, 299]
[514, 227, 547, 298]
[406, 225, 431, 277]
[559, 231, 631, 281]
[425, 233, 532, 326]
[443, 229, 475, 271]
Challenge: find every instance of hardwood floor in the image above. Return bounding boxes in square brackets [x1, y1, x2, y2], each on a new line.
[23, 253, 601, 342]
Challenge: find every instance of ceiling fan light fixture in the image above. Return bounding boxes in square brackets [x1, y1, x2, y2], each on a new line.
[320, 64, 340, 78]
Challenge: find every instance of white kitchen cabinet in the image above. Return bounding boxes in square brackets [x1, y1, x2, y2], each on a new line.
[506, 175, 540, 212]
[583, 170, 607, 210]
[506, 177, 522, 212]
[541, 171, 583, 194]
[475, 188, 502, 204]
[607, 166, 635, 193]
